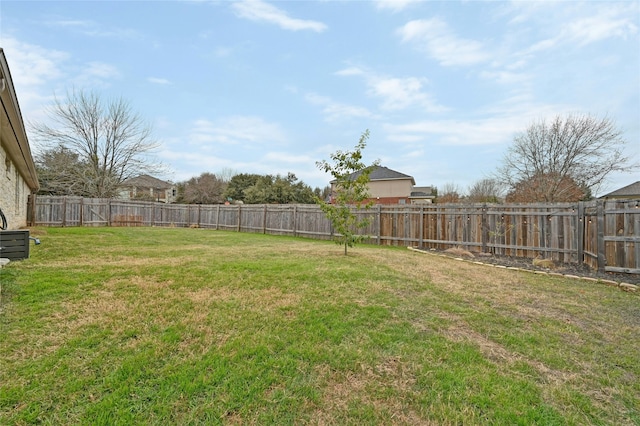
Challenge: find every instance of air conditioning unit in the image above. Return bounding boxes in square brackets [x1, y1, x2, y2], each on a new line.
[0, 230, 30, 260]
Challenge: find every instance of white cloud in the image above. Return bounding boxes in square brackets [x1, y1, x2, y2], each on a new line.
[383, 97, 578, 149]
[479, 70, 529, 86]
[384, 116, 524, 147]
[305, 93, 375, 123]
[510, 2, 638, 55]
[148, 77, 171, 85]
[398, 18, 489, 66]
[188, 116, 287, 146]
[45, 17, 142, 39]
[264, 152, 313, 164]
[73, 61, 121, 88]
[0, 37, 69, 123]
[336, 66, 448, 113]
[232, 0, 327, 32]
[0, 37, 67, 87]
[368, 76, 447, 112]
[334, 67, 364, 76]
[564, 13, 638, 46]
[374, 0, 420, 12]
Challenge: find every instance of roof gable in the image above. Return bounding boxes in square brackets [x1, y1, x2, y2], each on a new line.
[601, 181, 640, 198]
[332, 166, 416, 185]
[121, 174, 172, 189]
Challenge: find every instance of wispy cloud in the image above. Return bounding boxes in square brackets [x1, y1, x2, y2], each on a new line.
[0, 37, 67, 87]
[188, 116, 287, 146]
[73, 62, 121, 88]
[335, 66, 448, 113]
[509, 2, 638, 54]
[398, 18, 489, 67]
[374, 0, 420, 12]
[148, 77, 171, 85]
[384, 117, 522, 147]
[264, 152, 313, 164]
[231, 0, 327, 32]
[45, 17, 142, 39]
[383, 98, 571, 148]
[0, 37, 69, 123]
[305, 93, 375, 123]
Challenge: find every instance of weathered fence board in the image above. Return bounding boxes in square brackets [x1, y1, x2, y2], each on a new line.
[28, 196, 640, 274]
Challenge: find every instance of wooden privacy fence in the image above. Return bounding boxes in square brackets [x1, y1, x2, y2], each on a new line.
[28, 196, 640, 274]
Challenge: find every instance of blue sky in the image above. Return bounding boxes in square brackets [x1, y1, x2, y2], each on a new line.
[1, 0, 639, 195]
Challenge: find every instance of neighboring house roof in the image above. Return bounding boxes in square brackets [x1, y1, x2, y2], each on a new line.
[332, 166, 416, 185]
[600, 181, 640, 198]
[121, 174, 172, 189]
[0, 48, 39, 191]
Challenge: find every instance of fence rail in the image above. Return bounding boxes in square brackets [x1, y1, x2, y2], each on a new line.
[28, 196, 640, 274]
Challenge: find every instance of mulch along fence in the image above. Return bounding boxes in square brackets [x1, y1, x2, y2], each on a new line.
[28, 196, 640, 274]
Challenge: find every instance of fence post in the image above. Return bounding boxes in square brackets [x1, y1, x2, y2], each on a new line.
[577, 202, 584, 265]
[419, 206, 424, 248]
[377, 204, 382, 245]
[27, 194, 36, 226]
[107, 199, 112, 227]
[237, 204, 241, 232]
[293, 205, 297, 237]
[263, 205, 267, 234]
[481, 204, 488, 253]
[79, 197, 84, 226]
[596, 200, 605, 273]
[62, 196, 67, 227]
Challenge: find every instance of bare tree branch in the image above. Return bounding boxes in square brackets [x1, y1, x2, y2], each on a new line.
[497, 113, 635, 202]
[30, 89, 164, 198]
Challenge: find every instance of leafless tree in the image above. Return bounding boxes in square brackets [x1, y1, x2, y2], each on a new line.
[216, 167, 238, 183]
[467, 178, 505, 203]
[496, 113, 634, 202]
[436, 182, 462, 204]
[31, 89, 163, 198]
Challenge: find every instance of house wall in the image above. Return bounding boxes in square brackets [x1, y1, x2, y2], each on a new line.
[119, 186, 176, 203]
[0, 142, 31, 229]
[330, 179, 415, 205]
[368, 179, 413, 198]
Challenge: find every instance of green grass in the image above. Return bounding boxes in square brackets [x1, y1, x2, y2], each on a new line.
[1, 227, 638, 425]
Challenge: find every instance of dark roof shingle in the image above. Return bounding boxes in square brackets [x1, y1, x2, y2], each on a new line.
[333, 166, 415, 184]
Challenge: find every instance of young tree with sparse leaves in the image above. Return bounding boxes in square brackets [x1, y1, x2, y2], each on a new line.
[316, 130, 379, 255]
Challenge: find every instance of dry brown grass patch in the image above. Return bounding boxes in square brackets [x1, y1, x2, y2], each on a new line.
[313, 359, 425, 425]
[444, 246, 475, 258]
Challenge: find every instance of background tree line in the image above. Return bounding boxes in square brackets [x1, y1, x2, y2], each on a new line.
[175, 171, 330, 205]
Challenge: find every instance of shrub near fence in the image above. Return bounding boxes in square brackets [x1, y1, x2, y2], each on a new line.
[28, 196, 640, 274]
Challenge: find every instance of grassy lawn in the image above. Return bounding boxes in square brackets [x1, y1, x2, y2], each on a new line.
[1, 227, 638, 425]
